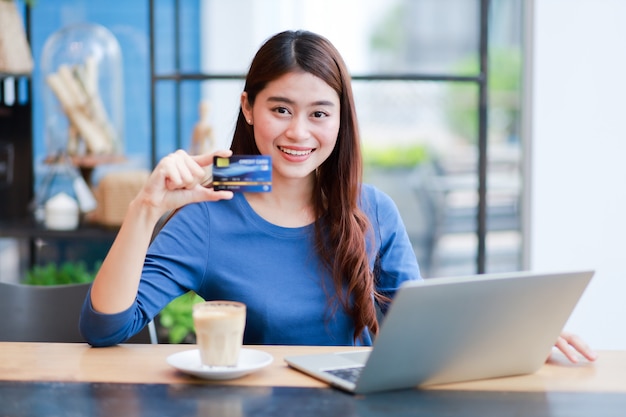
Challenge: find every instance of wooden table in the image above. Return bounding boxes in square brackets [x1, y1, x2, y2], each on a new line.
[1, 343, 625, 416]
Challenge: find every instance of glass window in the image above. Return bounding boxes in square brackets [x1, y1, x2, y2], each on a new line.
[193, 0, 524, 277]
[28, 0, 524, 278]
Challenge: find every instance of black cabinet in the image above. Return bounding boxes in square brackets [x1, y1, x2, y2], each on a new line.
[0, 75, 33, 221]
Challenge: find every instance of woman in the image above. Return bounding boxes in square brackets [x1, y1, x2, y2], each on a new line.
[80, 30, 596, 362]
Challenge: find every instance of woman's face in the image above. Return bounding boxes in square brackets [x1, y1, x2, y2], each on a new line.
[241, 71, 340, 185]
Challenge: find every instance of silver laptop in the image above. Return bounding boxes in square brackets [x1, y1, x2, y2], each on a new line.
[285, 270, 594, 394]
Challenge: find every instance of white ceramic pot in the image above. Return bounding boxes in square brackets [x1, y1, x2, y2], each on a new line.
[44, 192, 79, 230]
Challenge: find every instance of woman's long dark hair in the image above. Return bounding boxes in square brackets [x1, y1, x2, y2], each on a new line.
[231, 30, 386, 341]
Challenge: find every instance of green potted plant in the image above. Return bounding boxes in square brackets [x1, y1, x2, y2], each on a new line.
[157, 291, 204, 344]
[23, 260, 101, 286]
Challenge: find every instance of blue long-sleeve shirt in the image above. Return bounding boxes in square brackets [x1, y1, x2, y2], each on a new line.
[80, 184, 421, 346]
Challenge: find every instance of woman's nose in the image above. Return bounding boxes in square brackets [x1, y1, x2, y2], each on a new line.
[285, 115, 310, 141]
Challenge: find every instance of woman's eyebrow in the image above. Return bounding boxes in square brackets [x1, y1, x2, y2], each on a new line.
[267, 96, 336, 107]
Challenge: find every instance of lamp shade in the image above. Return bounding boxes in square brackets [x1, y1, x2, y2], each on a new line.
[0, 1, 34, 75]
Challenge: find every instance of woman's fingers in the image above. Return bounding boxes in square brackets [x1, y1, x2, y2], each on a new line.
[554, 332, 598, 363]
[192, 149, 233, 187]
[192, 148, 233, 168]
[141, 149, 235, 212]
[194, 187, 234, 202]
[555, 335, 579, 363]
[162, 150, 203, 190]
[159, 149, 233, 191]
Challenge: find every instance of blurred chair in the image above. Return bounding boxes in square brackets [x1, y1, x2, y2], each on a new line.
[412, 153, 521, 276]
[0, 281, 157, 343]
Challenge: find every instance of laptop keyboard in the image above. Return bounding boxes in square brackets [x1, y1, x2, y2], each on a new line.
[324, 366, 364, 383]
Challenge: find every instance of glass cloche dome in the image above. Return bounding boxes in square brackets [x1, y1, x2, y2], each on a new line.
[40, 22, 124, 160]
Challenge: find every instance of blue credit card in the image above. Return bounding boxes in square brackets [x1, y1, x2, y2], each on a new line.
[212, 155, 272, 192]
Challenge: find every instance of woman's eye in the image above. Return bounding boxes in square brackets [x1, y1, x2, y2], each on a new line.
[312, 111, 328, 118]
[274, 106, 290, 115]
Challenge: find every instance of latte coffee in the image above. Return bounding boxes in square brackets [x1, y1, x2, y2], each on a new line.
[193, 301, 246, 367]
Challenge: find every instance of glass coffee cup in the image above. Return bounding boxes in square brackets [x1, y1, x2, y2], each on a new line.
[193, 301, 246, 367]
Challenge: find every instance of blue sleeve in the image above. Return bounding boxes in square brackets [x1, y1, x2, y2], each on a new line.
[362, 185, 422, 312]
[79, 287, 150, 347]
[79, 203, 210, 346]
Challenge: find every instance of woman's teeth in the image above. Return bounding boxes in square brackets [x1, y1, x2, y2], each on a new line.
[279, 147, 312, 156]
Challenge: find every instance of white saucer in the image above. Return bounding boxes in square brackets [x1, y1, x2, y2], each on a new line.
[166, 348, 273, 380]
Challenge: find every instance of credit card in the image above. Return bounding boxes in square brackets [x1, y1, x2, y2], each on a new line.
[211, 155, 272, 192]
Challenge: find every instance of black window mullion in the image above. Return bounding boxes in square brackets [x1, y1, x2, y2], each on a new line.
[149, 0, 157, 168]
[476, 0, 490, 274]
[174, 0, 182, 151]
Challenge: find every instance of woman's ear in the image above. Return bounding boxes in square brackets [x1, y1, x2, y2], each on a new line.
[241, 92, 253, 125]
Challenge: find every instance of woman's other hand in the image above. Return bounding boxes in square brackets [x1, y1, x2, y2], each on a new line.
[552, 331, 598, 363]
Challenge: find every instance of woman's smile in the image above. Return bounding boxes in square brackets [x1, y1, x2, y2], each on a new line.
[278, 145, 315, 157]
